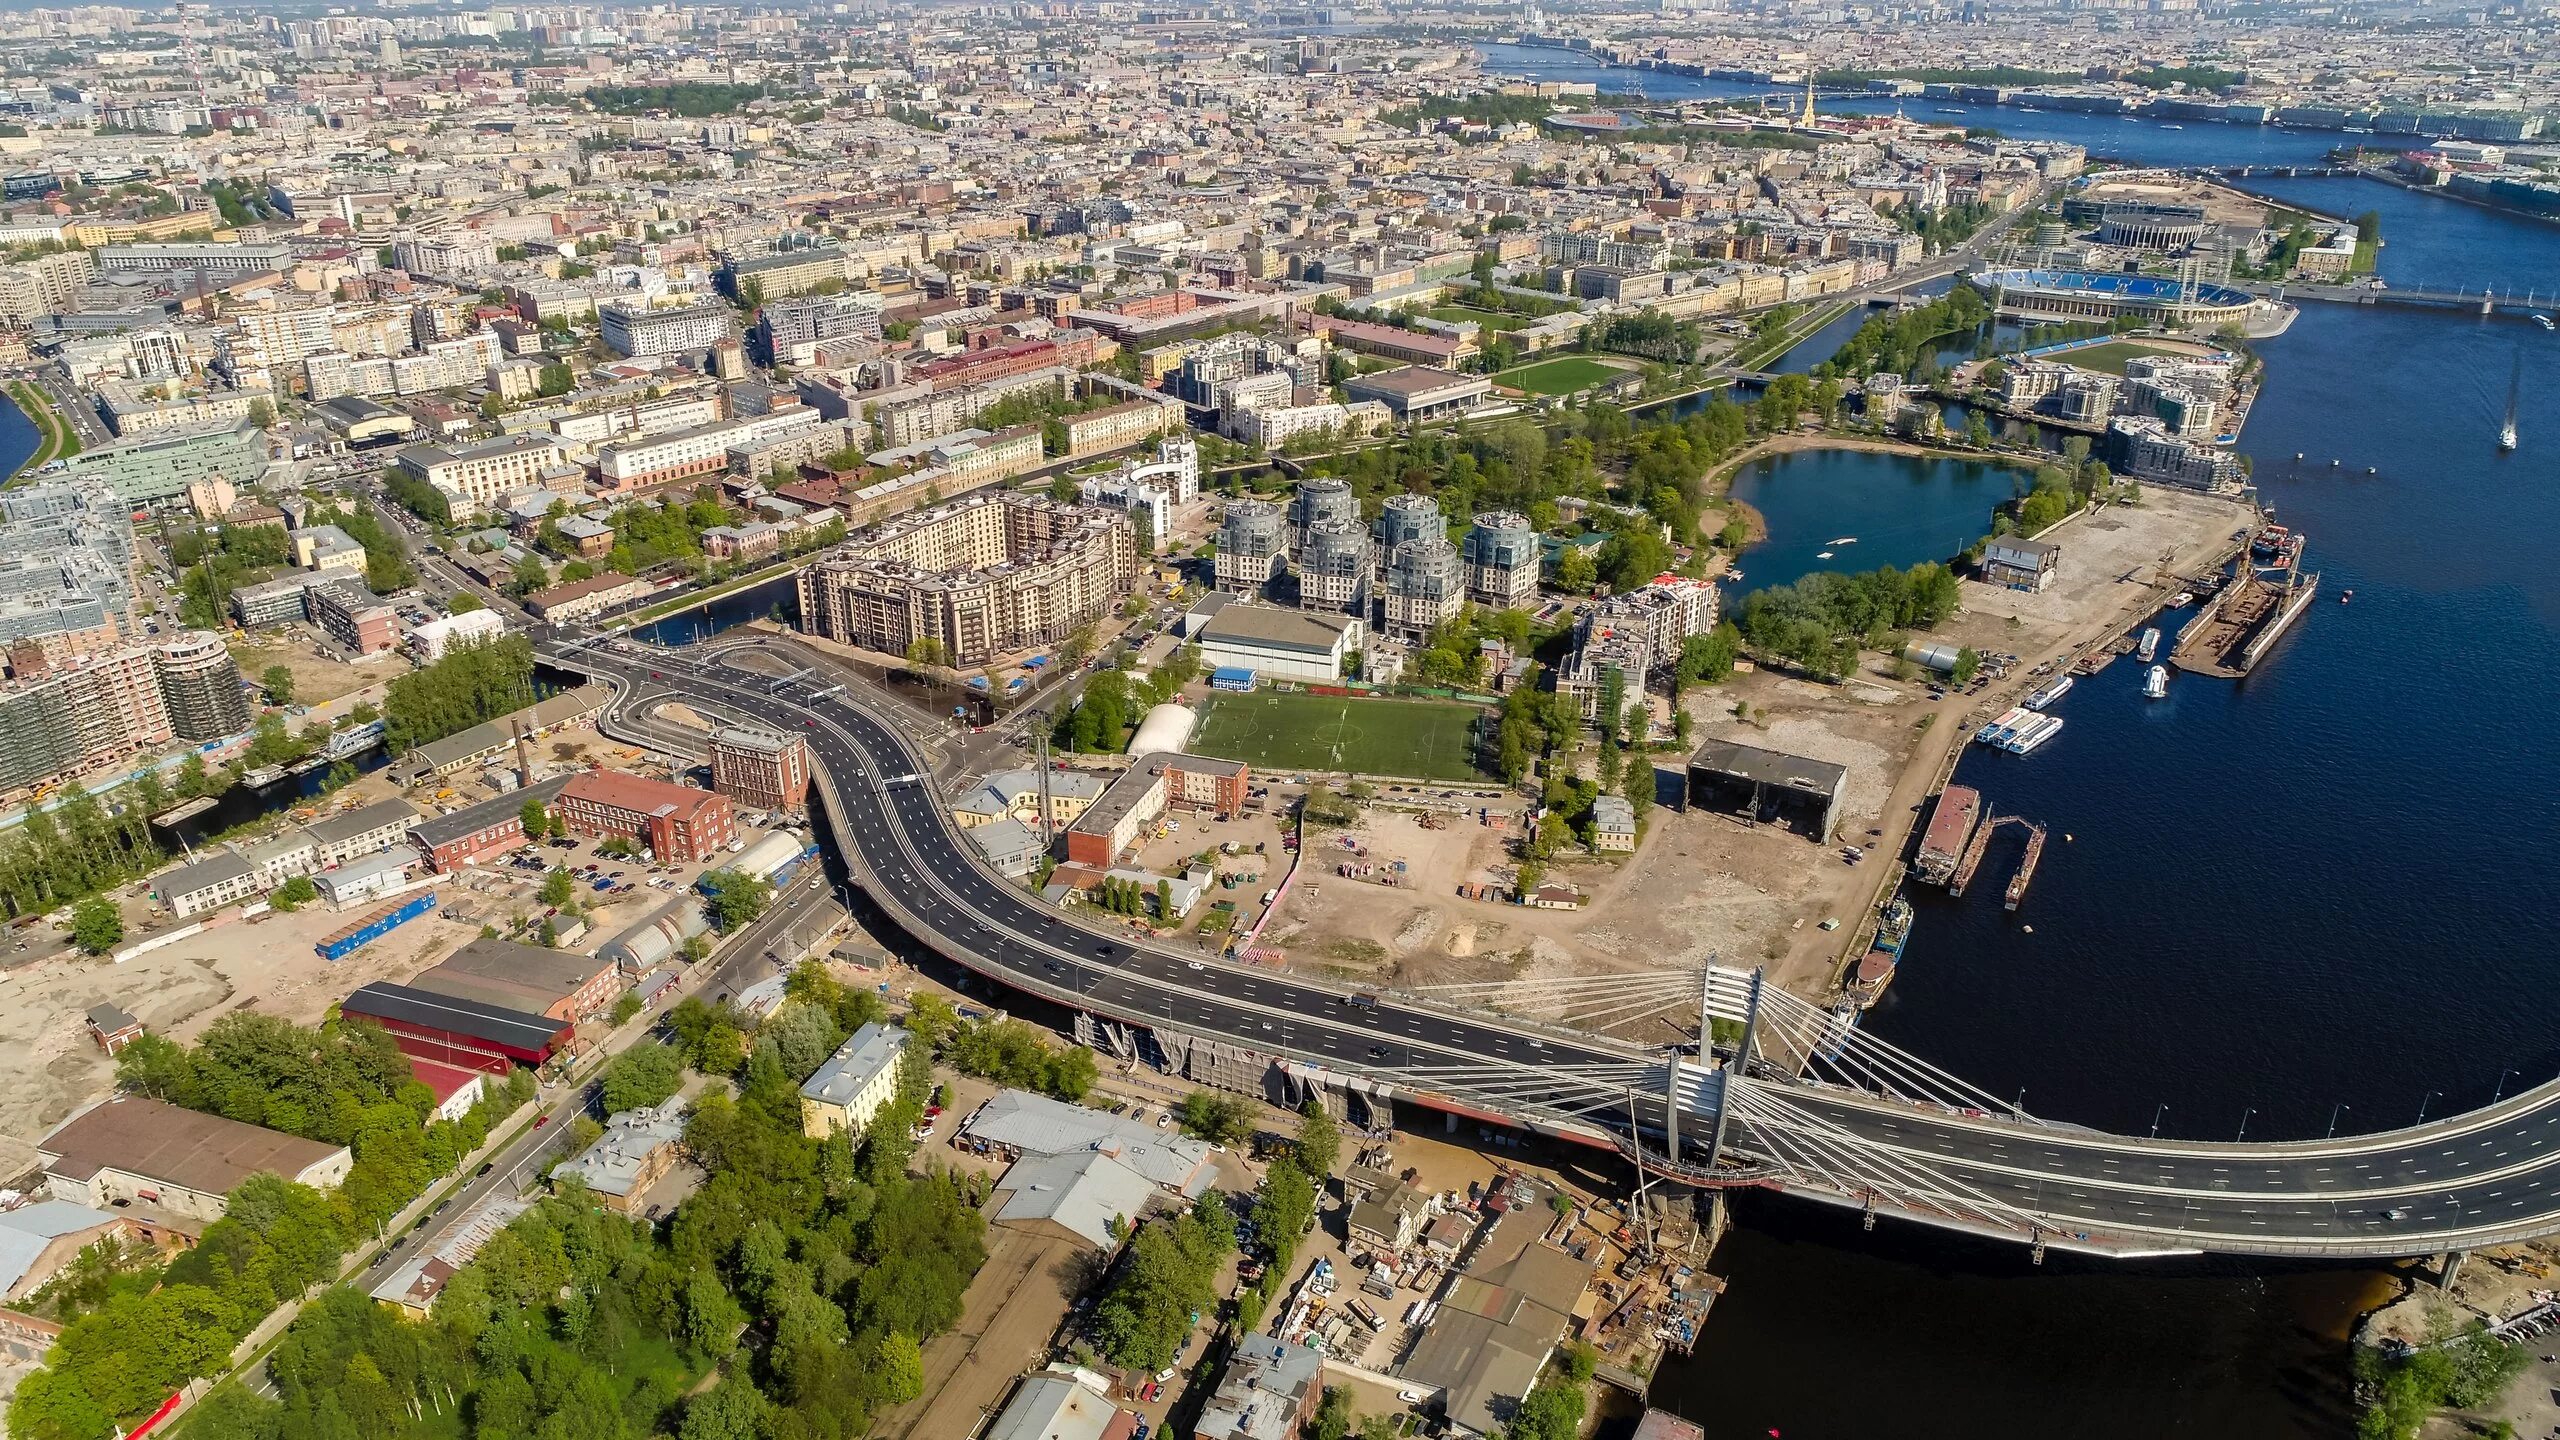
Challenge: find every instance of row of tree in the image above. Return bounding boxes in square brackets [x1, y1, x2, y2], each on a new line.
[1733, 562, 1965, 680]
[382, 635, 539, 755]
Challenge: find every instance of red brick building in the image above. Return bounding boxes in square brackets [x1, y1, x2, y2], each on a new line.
[1060, 753, 1248, 868]
[556, 771, 738, 862]
[709, 725, 812, 813]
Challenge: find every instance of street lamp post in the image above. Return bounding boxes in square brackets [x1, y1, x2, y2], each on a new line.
[2419, 1089, 2442, 1123]
[2494, 1069, 2518, 1104]
[2150, 1103, 2168, 1139]
[2236, 1107, 2255, 1143]
[2328, 1103, 2351, 1140]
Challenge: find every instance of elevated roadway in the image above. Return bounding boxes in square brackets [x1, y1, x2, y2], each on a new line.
[542, 632, 2560, 1262]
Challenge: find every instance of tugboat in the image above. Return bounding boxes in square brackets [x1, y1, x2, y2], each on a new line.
[1851, 896, 1915, 1006]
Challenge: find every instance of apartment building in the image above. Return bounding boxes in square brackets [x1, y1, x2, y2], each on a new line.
[796, 491, 1137, 667]
[394, 434, 563, 515]
[0, 249, 96, 323]
[599, 299, 732, 358]
[595, 409, 818, 492]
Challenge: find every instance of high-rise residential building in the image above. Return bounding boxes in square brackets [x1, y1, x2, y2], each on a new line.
[1214, 499, 1288, 596]
[0, 482, 137, 651]
[152, 631, 252, 741]
[1295, 519, 1370, 615]
[796, 491, 1137, 667]
[1381, 537, 1464, 641]
[710, 725, 812, 814]
[0, 640, 180, 792]
[393, 434, 563, 515]
[1461, 510, 1541, 609]
[1289, 477, 1359, 546]
[0, 249, 96, 323]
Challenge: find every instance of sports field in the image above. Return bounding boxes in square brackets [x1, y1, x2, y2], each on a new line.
[1495, 355, 1624, 396]
[1424, 304, 1531, 332]
[1190, 692, 1492, 781]
[2043, 339, 2184, 375]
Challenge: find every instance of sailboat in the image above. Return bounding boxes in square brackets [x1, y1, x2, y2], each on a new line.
[2500, 351, 2521, 453]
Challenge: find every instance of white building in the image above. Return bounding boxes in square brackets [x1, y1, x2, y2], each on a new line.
[406, 608, 507, 662]
[1196, 603, 1364, 684]
[600, 300, 733, 359]
[799, 1022, 911, 1138]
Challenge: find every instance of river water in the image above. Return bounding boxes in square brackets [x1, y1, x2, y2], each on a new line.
[1485, 41, 2560, 1437]
[0, 387, 41, 478]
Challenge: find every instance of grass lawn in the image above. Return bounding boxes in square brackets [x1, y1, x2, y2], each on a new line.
[1425, 305, 1531, 332]
[2048, 339, 2185, 375]
[1191, 692, 1492, 781]
[1494, 355, 1625, 396]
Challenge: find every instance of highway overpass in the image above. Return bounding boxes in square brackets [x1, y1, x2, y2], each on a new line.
[538, 631, 2560, 1264]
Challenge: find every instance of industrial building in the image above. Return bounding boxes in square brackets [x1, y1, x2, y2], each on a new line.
[709, 724, 813, 813]
[555, 771, 739, 863]
[35, 1095, 352, 1223]
[409, 936, 624, 1023]
[1684, 738, 1847, 842]
[795, 491, 1138, 667]
[1395, 1182, 1597, 1438]
[1061, 752, 1248, 867]
[338, 981, 573, 1072]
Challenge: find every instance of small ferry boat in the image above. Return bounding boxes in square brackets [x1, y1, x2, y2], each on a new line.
[2023, 675, 2074, 710]
[1830, 536, 1858, 546]
[1975, 706, 2034, 747]
[1816, 550, 1835, 559]
[2003, 715, 2065, 754]
[2340, 588, 2354, 604]
[2143, 664, 2169, 699]
[2251, 524, 2306, 570]
[2136, 627, 2162, 662]
[2169, 591, 2195, 608]
[2537, 313, 2555, 332]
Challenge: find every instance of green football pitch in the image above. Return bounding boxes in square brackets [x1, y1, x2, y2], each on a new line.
[1494, 356, 1624, 396]
[1190, 692, 1492, 781]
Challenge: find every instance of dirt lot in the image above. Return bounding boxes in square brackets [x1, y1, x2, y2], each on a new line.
[229, 627, 412, 708]
[1258, 482, 2251, 1023]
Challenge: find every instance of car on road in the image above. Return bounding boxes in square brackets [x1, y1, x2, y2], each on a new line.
[534, 1114, 550, 1127]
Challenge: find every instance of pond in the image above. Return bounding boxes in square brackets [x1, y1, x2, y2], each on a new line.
[1723, 446, 2019, 596]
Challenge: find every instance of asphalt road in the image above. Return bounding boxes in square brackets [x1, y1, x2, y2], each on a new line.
[543, 631, 2560, 1259]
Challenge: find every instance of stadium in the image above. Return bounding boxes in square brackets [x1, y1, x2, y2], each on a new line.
[1968, 269, 2259, 328]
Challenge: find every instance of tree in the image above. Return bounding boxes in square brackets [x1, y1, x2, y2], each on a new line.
[70, 897, 121, 955]
[1177, 1091, 1255, 1146]
[903, 637, 951, 687]
[600, 1044, 685, 1112]
[700, 869, 773, 931]
[1295, 1097, 1340, 1178]
[679, 1376, 767, 1440]
[540, 868, 575, 907]
[1555, 543, 1598, 593]
[272, 874, 318, 913]
[260, 664, 295, 707]
[876, 1332, 926, 1408]
[248, 399, 275, 430]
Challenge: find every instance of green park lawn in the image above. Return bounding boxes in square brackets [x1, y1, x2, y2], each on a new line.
[1190, 691, 1492, 781]
[1493, 356, 1626, 396]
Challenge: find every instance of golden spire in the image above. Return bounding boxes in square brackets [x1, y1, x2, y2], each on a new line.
[1802, 75, 1816, 127]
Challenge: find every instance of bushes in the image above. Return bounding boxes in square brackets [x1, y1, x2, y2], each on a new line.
[599, 1045, 684, 1112]
[383, 635, 537, 754]
[942, 1016, 1097, 1102]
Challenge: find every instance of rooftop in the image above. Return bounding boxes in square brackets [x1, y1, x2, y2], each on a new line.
[37, 1095, 348, 1197]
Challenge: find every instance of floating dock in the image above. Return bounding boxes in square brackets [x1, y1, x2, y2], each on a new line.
[1949, 810, 2000, 897]
[148, 796, 217, 828]
[2171, 568, 2320, 678]
[2005, 821, 2048, 911]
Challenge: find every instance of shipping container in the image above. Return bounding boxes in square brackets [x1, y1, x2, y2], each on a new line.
[316, 892, 437, 962]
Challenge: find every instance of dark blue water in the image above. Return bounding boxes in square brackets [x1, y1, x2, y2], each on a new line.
[1874, 297, 2560, 1141]
[2236, 173, 2560, 296]
[1477, 43, 2351, 170]
[627, 572, 799, 645]
[1725, 449, 2014, 593]
[0, 388, 41, 478]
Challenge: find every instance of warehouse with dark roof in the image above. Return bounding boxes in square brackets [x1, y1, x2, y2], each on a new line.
[340, 981, 572, 1072]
